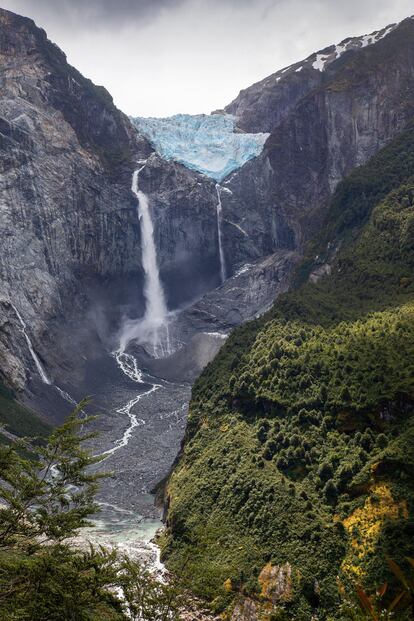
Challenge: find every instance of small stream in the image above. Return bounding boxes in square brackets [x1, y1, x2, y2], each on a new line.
[75, 345, 191, 568]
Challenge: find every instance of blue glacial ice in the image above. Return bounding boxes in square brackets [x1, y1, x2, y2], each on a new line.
[131, 114, 269, 182]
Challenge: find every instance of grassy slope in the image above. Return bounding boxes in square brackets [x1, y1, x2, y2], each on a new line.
[162, 128, 414, 620]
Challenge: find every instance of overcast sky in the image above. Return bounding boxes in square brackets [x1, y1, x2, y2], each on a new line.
[2, 0, 413, 117]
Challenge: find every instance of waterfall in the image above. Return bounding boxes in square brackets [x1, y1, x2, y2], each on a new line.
[215, 184, 226, 283]
[120, 163, 170, 357]
[11, 304, 80, 405]
[132, 164, 168, 332]
[11, 304, 51, 384]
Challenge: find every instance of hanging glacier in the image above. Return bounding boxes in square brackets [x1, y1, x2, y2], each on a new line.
[130, 113, 269, 182]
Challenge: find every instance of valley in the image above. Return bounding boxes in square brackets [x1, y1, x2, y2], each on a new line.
[0, 6, 413, 620]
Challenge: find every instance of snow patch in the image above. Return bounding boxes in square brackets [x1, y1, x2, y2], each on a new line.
[312, 53, 330, 71]
[360, 33, 376, 47]
[312, 22, 397, 72]
[361, 23, 396, 47]
[334, 42, 347, 57]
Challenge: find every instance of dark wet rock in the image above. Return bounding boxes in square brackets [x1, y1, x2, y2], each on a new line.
[178, 251, 299, 336]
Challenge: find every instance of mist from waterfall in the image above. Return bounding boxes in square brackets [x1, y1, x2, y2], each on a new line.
[120, 163, 171, 357]
[215, 184, 226, 283]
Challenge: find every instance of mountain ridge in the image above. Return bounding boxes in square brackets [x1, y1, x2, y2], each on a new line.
[1, 3, 414, 433]
[224, 16, 414, 133]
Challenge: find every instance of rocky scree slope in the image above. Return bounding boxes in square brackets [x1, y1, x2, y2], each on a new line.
[162, 123, 414, 619]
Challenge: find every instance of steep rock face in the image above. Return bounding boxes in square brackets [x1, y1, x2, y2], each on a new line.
[224, 21, 399, 133]
[178, 251, 299, 336]
[137, 155, 221, 304]
[225, 65, 321, 134]
[216, 17, 414, 278]
[0, 9, 222, 392]
[0, 8, 148, 387]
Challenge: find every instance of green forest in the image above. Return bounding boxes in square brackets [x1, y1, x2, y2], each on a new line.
[162, 125, 414, 620]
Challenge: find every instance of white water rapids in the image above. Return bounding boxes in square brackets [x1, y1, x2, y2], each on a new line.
[10, 301, 174, 568]
[76, 346, 188, 572]
[10, 164, 180, 571]
[15, 164, 226, 575]
[78, 166, 182, 567]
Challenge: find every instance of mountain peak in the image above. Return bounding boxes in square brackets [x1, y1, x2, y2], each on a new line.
[225, 15, 414, 133]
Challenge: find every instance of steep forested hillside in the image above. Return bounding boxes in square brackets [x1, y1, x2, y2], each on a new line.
[162, 125, 414, 620]
[0, 382, 51, 444]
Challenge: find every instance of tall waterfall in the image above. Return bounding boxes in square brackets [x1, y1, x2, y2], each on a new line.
[215, 184, 226, 283]
[120, 163, 170, 357]
[11, 304, 51, 384]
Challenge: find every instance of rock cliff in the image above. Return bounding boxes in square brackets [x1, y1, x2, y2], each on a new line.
[0, 8, 145, 390]
[1, 9, 414, 415]
[219, 17, 414, 273]
[0, 8, 219, 397]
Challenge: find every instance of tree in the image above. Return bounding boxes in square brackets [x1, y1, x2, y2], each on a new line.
[0, 402, 182, 620]
[0, 402, 125, 619]
[120, 556, 184, 621]
[324, 480, 338, 502]
[0, 401, 103, 552]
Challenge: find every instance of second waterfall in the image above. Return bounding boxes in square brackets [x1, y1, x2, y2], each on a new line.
[120, 162, 171, 357]
[215, 184, 226, 283]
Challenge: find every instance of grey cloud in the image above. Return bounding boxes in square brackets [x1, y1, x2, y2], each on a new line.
[5, 0, 411, 31]
[1, 0, 413, 116]
[4, 0, 185, 28]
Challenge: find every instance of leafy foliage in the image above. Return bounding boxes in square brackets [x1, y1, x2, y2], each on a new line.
[0, 403, 183, 620]
[120, 556, 184, 621]
[0, 402, 102, 550]
[232, 304, 414, 414]
[339, 557, 414, 620]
